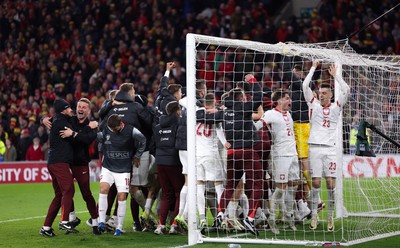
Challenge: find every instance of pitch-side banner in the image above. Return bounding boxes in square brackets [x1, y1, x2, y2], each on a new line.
[0, 162, 51, 183]
[0, 156, 399, 183]
[0, 161, 101, 184]
[343, 154, 400, 178]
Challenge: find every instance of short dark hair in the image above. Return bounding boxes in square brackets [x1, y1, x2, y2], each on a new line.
[196, 80, 206, 90]
[167, 84, 182, 95]
[204, 93, 215, 107]
[119, 82, 135, 93]
[294, 64, 302, 71]
[319, 83, 332, 90]
[271, 89, 289, 105]
[165, 101, 180, 115]
[107, 114, 122, 129]
[196, 80, 206, 95]
[231, 88, 244, 101]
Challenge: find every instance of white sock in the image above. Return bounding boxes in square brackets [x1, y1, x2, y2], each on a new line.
[311, 187, 321, 217]
[215, 184, 224, 204]
[239, 193, 249, 218]
[117, 200, 126, 230]
[145, 198, 153, 215]
[270, 188, 284, 221]
[328, 188, 336, 218]
[92, 218, 98, 226]
[43, 226, 51, 231]
[133, 190, 146, 209]
[227, 200, 239, 219]
[285, 186, 297, 215]
[98, 193, 108, 223]
[69, 211, 76, 222]
[178, 185, 188, 216]
[197, 184, 206, 220]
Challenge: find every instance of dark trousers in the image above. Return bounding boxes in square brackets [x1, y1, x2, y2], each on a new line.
[157, 165, 184, 225]
[254, 128, 271, 200]
[219, 148, 263, 218]
[70, 164, 98, 219]
[44, 163, 75, 226]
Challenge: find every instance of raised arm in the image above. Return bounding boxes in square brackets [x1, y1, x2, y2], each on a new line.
[243, 74, 262, 111]
[158, 62, 175, 94]
[329, 64, 350, 106]
[302, 61, 319, 103]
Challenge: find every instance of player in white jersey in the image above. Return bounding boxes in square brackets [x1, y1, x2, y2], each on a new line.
[254, 89, 300, 234]
[302, 61, 350, 231]
[196, 93, 231, 231]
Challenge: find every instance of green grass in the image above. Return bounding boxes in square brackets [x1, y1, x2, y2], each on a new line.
[0, 182, 399, 248]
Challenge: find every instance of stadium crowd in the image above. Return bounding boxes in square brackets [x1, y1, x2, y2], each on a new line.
[0, 0, 399, 161]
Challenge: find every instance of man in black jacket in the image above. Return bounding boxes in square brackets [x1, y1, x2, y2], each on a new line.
[40, 98, 76, 237]
[100, 82, 155, 231]
[59, 98, 100, 235]
[153, 101, 184, 235]
[207, 74, 263, 236]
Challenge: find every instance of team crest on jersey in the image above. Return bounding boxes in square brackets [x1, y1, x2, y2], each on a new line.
[322, 107, 330, 116]
[280, 174, 285, 180]
[104, 134, 111, 144]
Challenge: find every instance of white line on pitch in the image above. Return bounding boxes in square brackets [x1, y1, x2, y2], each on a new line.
[0, 210, 88, 223]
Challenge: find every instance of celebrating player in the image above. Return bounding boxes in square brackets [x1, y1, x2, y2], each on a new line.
[195, 93, 231, 231]
[254, 89, 300, 234]
[302, 61, 350, 231]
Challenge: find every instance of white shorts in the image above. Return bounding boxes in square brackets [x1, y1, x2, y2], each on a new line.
[100, 167, 130, 193]
[179, 150, 188, 175]
[309, 145, 337, 178]
[131, 151, 152, 186]
[148, 154, 157, 175]
[196, 154, 225, 182]
[219, 147, 227, 178]
[271, 156, 300, 183]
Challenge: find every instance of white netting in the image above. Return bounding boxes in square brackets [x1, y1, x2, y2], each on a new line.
[186, 34, 400, 246]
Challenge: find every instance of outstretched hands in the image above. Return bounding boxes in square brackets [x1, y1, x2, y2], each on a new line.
[312, 60, 338, 77]
[328, 64, 338, 76]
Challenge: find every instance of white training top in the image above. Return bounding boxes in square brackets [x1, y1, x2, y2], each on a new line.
[302, 66, 350, 147]
[256, 108, 298, 157]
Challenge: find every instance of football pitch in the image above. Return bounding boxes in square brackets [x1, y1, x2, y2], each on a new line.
[0, 182, 399, 248]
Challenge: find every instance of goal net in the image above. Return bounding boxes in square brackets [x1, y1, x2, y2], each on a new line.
[185, 34, 400, 246]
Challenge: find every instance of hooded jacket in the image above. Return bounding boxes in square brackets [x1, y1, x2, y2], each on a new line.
[153, 114, 180, 166]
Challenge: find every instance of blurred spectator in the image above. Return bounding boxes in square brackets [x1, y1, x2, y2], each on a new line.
[0, 124, 8, 143]
[26, 137, 44, 161]
[4, 138, 17, 162]
[0, 0, 398, 160]
[17, 128, 32, 161]
[0, 138, 5, 161]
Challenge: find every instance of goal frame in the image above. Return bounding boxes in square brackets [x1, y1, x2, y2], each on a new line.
[185, 33, 400, 246]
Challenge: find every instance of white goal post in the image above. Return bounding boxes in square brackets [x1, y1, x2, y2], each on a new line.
[185, 33, 400, 246]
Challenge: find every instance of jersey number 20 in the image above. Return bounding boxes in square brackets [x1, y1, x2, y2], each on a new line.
[197, 123, 212, 137]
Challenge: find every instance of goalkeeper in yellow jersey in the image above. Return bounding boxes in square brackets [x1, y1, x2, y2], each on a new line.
[290, 63, 318, 219]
